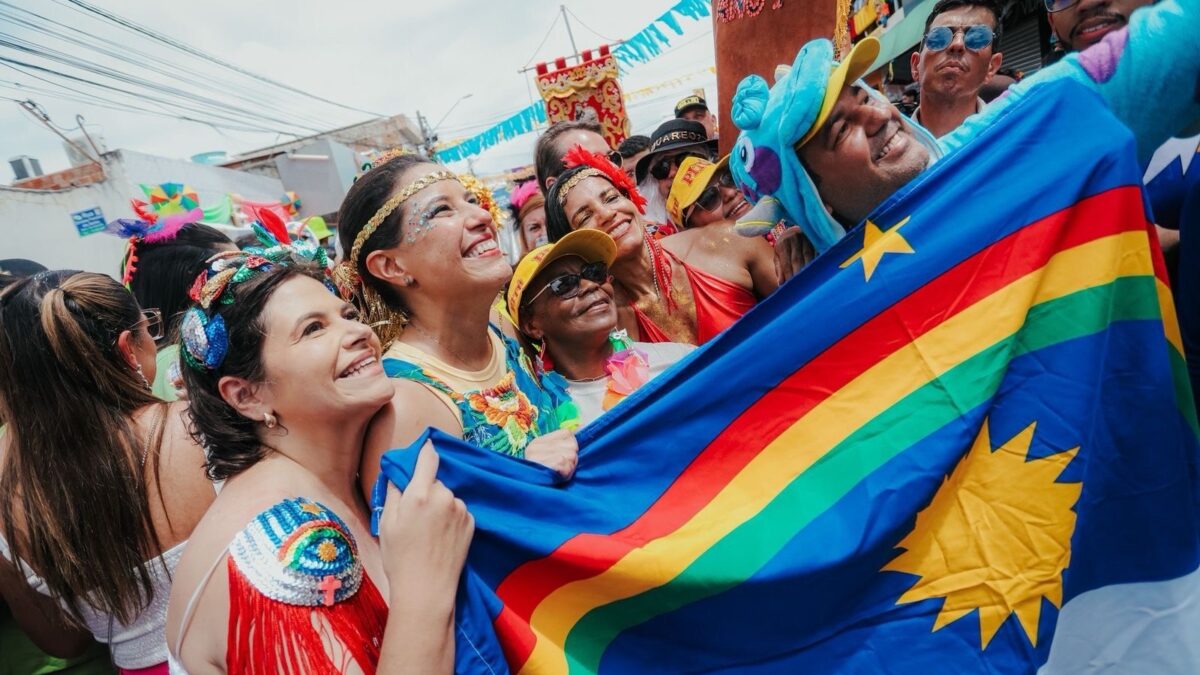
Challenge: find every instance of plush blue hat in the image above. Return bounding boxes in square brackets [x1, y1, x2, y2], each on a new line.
[728, 37, 940, 253]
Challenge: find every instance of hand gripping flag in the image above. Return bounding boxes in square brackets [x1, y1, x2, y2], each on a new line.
[376, 79, 1200, 674]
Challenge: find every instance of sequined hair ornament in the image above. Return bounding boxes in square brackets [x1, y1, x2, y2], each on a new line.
[559, 144, 648, 214]
[180, 221, 334, 373]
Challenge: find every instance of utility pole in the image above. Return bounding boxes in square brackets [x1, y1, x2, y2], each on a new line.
[415, 110, 434, 158]
[560, 5, 579, 63]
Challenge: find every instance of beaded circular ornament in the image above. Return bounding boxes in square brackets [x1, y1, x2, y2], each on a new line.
[228, 498, 363, 607]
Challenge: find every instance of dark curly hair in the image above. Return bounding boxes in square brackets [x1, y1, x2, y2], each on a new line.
[180, 261, 325, 481]
[544, 164, 634, 244]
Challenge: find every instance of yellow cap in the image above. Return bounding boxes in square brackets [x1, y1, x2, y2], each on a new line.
[506, 229, 617, 328]
[666, 155, 728, 228]
[796, 37, 881, 148]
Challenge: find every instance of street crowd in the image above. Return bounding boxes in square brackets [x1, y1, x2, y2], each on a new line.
[1, 0, 1197, 672]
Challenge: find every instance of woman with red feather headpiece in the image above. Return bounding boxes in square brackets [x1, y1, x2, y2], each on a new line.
[544, 146, 774, 345]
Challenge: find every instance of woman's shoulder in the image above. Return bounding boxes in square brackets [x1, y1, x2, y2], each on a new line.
[172, 491, 372, 613]
[168, 493, 375, 670]
[225, 497, 367, 602]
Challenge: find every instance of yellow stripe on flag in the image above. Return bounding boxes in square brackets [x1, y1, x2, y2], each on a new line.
[517, 231, 1155, 674]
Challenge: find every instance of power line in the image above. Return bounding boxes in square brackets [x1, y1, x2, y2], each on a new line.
[564, 6, 617, 43]
[522, 11, 562, 69]
[0, 58, 304, 136]
[0, 38, 328, 134]
[58, 0, 382, 118]
[0, 2, 348, 131]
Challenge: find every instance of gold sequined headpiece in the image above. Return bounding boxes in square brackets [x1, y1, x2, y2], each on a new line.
[556, 168, 605, 206]
[347, 170, 459, 272]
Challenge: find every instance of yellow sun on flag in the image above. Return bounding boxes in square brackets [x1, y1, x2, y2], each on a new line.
[883, 420, 1081, 649]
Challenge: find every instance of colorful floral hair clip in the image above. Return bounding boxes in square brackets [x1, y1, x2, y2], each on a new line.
[560, 145, 648, 214]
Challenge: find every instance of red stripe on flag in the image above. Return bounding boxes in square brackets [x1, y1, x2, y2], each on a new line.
[496, 185, 1147, 668]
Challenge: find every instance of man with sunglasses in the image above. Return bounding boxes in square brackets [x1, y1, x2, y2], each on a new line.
[634, 119, 719, 224]
[1046, 0, 1200, 414]
[729, 0, 1197, 269]
[910, 0, 1004, 138]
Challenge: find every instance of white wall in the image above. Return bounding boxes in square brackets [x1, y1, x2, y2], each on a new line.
[0, 150, 283, 276]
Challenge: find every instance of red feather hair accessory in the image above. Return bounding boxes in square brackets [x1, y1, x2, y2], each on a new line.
[254, 207, 293, 245]
[561, 145, 648, 214]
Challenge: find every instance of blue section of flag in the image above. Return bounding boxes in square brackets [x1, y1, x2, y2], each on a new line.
[379, 79, 1200, 673]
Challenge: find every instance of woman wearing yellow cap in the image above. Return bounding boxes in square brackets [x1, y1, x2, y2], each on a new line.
[333, 153, 581, 496]
[507, 231, 694, 426]
[545, 147, 774, 345]
[662, 155, 777, 296]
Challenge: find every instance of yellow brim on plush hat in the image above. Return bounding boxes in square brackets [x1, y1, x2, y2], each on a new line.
[796, 37, 881, 148]
[506, 229, 617, 328]
[667, 155, 729, 227]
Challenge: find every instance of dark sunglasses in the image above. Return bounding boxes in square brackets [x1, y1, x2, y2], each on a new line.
[650, 151, 711, 181]
[606, 150, 624, 167]
[923, 24, 994, 52]
[525, 261, 611, 305]
[690, 171, 737, 215]
[1043, 0, 1079, 11]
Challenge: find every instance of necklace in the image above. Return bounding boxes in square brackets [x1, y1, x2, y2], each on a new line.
[642, 236, 663, 301]
[407, 321, 491, 371]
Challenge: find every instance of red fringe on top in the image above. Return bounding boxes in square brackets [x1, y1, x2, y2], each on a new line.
[225, 557, 389, 675]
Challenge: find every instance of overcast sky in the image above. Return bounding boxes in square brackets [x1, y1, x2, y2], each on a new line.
[0, 0, 717, 178]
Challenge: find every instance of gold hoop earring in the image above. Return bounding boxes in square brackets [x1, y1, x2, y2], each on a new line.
[263, 412, 278, 429]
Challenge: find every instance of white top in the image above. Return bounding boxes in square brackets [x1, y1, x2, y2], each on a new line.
[566, 341, 695, 427]
[0, 532, 186, 669]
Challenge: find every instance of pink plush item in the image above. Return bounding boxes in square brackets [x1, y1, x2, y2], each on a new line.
[605, 347, 650, 395]
[510, 180, 541, 210]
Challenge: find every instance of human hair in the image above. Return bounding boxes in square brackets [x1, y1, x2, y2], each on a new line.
[180, 262, 324, 481]
[234, 232, 261, 250]
[924, 0, 1002, 45]
[617, 135, 651, 159]
[518, 191, 546, 224]
[544, 165, 630, 243]
[0, 271, 163, 626]
[336, 154, 435, 312]
[534, 119, 603, 194]
[126, 224, 233, 343]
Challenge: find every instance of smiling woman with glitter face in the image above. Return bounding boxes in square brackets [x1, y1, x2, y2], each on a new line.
[334, 153, 582, 501]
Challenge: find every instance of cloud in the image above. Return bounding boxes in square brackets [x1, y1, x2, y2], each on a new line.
[1, 0, 714, 178]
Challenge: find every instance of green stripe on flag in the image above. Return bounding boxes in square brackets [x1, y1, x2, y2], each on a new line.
[564, 276, 1170, 673]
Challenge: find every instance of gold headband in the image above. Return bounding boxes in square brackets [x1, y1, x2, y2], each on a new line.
[556, 167, 605, 207]
[348, 170, 460, 270]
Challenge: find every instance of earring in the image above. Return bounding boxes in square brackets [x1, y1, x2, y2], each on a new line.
[135, 364, 151, 392]
[400, 274, 415, 286]
[263, 411, 278, 429]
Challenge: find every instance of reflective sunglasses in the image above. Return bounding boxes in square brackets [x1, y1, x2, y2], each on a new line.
[650, 151, 710, 181]
[1043, 0, 1080, 12]
[524, 261, 611, 305]
[923, 24, 995, 51]
[139, 308, 164, 341]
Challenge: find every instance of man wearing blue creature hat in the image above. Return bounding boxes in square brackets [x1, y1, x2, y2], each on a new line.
[729, 0, 1200, 262]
